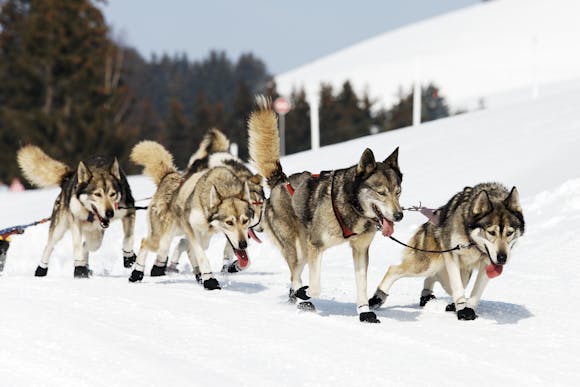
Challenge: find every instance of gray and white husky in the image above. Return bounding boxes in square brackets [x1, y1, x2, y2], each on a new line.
[248, 96, 404, 323]
[17, 145, 136, 278]
[369, 182, 525, 320]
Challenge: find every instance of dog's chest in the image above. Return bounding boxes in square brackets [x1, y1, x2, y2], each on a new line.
[458, 249, 485, 268]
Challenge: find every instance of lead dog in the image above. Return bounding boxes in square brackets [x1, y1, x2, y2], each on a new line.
[248, 96, 404, 323]
[17, 145, 136, 277]
[369, 183, 525, 320]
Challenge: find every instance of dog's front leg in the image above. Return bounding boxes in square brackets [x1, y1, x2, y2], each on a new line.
[71, 223, 89, 278]
[182, 223, 220, 290]
[351, 235, 380, 323]
[444, 252, 476, 320]
[121, 212, 136, 268]
[466, 261, 491, 311]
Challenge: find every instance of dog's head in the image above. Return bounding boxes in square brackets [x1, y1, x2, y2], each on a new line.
[356, 148, 403, 237]
[468, 187, 525, 270]
[76, 158, 122, 229]
[208, 182, 253, 267]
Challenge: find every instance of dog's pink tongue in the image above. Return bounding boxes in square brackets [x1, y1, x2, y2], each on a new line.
[486, 263, 503, 279]
[381, 218, 394, 237]
[248, 228, 262, 243]
[235, 249, 250, 269]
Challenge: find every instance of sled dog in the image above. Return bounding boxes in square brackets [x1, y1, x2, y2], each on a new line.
[369, 183, 525, 320]
[248, 96, 404, 323]
[167, 129, 264, 275]
[128, 141, 254, 289]
[17, 146, 136, 278]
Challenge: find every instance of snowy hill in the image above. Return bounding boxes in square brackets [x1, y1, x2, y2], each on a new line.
[1, 86, 580, 386]
[275, 0, 580, 110]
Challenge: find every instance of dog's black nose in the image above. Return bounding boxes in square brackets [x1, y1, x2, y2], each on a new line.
[105, 209, 114, 219]
[239, 240, 248, 250]
[394, 212, 403, 222]
[497, 253, 507, 264]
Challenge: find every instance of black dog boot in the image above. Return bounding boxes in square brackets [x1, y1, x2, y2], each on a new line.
[445, 303, 456, 312]
[419, 290, 436, 307]
[150, 263, 167, 277]
[129, 269, 144, 283]
[203, 277, 221, 290]
[457, 307, 478, 320]
[35, 266, 48, 277]
[293, 286, 316, 312]
[74, 266, 91, 278]
[368, 289, 388, 310]
[123, 251, 137, 268]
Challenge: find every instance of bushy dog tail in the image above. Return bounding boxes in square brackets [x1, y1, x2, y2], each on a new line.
[17, 145, 71, 188]
[130, 141, 177, 186]
[187, 128, 231, 168]
[248, 95, 286, 188]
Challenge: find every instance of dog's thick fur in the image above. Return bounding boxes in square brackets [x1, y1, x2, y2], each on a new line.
[129, 140, 253, 289]
[248, 96, 404, 323]
[17, 145, 136, 277]
[168, 129, 264, 275]
[369, 183, 525, 320]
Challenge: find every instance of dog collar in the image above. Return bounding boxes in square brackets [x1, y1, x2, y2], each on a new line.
[330, 172, 358, 239]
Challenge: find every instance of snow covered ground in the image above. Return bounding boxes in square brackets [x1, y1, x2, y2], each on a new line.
[2, 85, 580, 386]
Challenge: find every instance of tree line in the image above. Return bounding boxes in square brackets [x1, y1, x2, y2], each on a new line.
[0, 0, 451, 183]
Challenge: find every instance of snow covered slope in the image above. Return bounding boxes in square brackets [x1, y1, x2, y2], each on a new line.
[275, 0, 580, 110]
[1, 86, 579, 386]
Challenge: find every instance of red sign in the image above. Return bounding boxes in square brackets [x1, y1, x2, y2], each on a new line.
[273, 97, 291, 115]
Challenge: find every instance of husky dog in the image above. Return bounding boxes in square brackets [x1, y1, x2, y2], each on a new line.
[16, 146, 136, 278]
[128, 141, 253, 289]
[248, 96, 404, 323]
[369, 183, 525, 320]
[167, 129, 264, 276]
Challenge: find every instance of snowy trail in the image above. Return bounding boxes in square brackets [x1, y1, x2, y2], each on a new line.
[2, 87, 580, 386]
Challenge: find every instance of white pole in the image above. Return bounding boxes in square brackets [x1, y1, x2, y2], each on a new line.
[412, 59, 421, 127]
[308, 91, 320, 150]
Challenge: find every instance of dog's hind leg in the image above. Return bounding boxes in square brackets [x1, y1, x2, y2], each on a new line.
[419, 276, 437, 307]
[35, 218, 68, 277]
[121, 212, 136, 268]
[167, 238, 188, 274]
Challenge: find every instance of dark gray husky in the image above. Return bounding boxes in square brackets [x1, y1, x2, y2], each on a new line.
[17, 145, 136, 278]
[248, 96, 404, 323]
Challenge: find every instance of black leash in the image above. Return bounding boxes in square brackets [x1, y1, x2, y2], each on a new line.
[118, 205, 148, 211]
[388, 235, 474, 254]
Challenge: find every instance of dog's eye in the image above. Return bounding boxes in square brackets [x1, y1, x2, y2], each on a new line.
[226, 220, 234, 226]
[242, 218, 249, 224]
[487, 230, 496, 236]
[94, 193, 102, 198]
[109, 192, 116, 198]
[506, 230, 514, 237]
[376, 190, 386, 196]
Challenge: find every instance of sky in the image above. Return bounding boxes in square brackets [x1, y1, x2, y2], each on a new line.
[100, 0, 480, 75]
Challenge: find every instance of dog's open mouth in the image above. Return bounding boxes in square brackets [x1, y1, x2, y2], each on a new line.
[234, 248, 250, 269]
[372, 204, 394, 237]
[91, 206, 110, 229]
[248, 228, 262, 243]
[484, 246, 503, 279]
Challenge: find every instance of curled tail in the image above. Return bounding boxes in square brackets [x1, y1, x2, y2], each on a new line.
[248, 95, 286, 188]
[187, 128, 231, 168]
[130, 141, 177, 186]
[17, 145, 71, 188]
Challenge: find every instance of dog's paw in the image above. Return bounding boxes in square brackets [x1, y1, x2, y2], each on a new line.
[369, 290, 387, 310]
[457, 307, 478, 320]
[222, 260, 241, 273]
[203, 278, 221, 290]
[445, 303, 456, 312]
[297, 301, 316, 312]
[150, 264, 166, 277]
[34, 266, 48, 277]
[420, 294, 436, 307]
[359, 311, 381, 323]
[166, 263, 179, 274]
[194, 273, 202, 284]
[123, 253, 136, 268]
[129, 270, 144, 283]
[73, 266, 91, 279]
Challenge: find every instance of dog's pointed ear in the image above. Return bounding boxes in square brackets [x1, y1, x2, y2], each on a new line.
[242, 181, 252, 202]
[357, 148, 376, 178]
[209, 185, 222, 208]
[77, 161, 92, 184]
[250, 174, 263, 186]
[504, 186, 522, 213]
[472, 190, 492, 216]
[384, 147, 399, 170]
[110, 158, 121, 180]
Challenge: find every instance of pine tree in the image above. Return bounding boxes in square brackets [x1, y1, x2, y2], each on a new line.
[285, 88, 311, 154]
